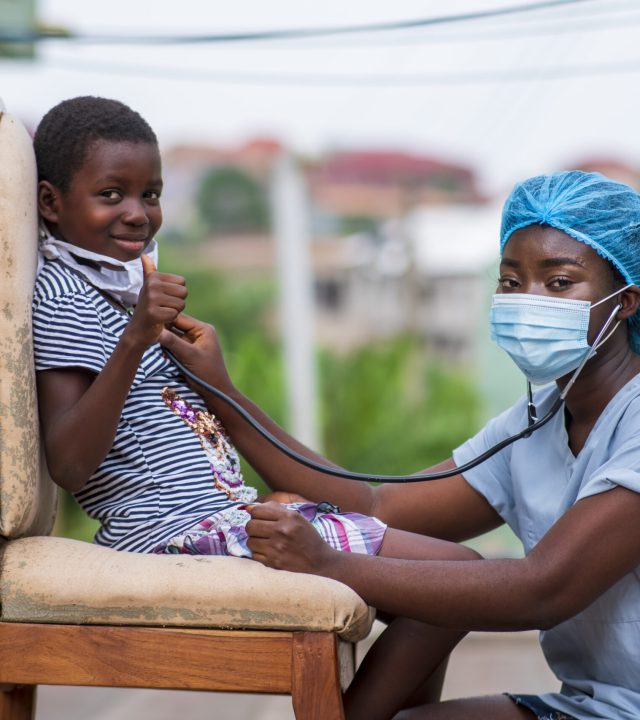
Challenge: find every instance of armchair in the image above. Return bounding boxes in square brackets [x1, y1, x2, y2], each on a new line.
[0, 104, 372, 720]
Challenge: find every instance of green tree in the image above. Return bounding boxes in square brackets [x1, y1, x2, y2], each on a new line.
[196, 166, 269, 236]
[320, 335, 479, 476]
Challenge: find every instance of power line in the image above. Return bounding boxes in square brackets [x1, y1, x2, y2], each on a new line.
[43, 56, 640, 86]
[0, 0, 601, 45]
[313, 10, 640, 48]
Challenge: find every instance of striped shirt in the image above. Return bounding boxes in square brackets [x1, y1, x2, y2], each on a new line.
[33, 259, 242, 552]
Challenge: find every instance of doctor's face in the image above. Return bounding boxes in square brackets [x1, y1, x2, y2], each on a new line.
[498, 224, 623, 346]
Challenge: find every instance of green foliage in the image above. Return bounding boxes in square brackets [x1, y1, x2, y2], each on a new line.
[196, 166, 269, 236]
[55, 492, 99, 543]
[339, 216, 379, 236]
[163, 250, 273, 346]
[320, 336, 479, 476]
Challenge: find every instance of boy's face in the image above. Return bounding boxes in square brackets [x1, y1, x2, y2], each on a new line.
[39, 139, 163, 262]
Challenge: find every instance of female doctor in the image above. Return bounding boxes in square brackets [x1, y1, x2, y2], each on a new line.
[161, 171, 640, 720]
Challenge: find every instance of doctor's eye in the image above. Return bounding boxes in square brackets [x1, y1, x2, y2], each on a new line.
[549, 276, 573, 289]
[498, 276, 520, 289]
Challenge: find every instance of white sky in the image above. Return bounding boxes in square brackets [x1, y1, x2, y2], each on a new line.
[2, 0, 640, 197]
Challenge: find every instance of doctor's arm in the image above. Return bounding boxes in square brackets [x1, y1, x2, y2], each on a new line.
[247, 484, 640, 631]
[159, 314, 501, 541]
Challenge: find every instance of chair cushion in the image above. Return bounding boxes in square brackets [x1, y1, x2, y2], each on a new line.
[0, 536, 373, 642]
[0, 109, 56, 539]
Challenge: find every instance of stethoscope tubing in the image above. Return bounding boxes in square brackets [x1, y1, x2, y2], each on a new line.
[61, 261, 620, 485]
[165, 349, 564, 483]
[164, 301, 621, 484]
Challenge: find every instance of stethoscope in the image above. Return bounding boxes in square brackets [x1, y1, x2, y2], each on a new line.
[59, 259, 621, 485]
[164, 300, 623, 484]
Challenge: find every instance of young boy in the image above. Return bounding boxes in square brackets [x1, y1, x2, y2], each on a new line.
[33, 96, 473, 565]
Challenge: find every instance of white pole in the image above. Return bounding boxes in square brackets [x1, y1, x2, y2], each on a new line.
[270, 151, 320, 449]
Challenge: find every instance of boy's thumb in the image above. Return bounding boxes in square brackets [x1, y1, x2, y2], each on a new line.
[141, 254, 156, 278]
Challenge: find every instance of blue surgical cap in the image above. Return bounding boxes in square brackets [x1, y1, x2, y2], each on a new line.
[500, 170, 640, 353]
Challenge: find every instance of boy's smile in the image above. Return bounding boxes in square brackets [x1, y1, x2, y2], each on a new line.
[39, 139, 163, 262]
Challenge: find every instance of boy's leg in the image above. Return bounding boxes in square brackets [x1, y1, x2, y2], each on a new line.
[378, 526, 482, 562]
[344, 528, 481, 720]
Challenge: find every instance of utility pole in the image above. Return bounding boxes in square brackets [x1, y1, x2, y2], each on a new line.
[0, 0, 36, 58]
[270, 151, 320, 450]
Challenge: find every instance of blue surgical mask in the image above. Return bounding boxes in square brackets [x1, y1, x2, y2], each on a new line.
[490, 287, 630, 385]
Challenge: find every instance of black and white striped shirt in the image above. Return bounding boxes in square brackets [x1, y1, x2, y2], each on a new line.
[33, 259, 239, 552]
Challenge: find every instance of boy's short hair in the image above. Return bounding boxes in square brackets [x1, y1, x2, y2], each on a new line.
[33, 96, 158, 191]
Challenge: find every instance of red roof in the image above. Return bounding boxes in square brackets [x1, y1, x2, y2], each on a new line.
[316, 150, 474, 185]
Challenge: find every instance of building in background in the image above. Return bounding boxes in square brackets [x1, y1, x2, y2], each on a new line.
[161, 140, 492, 358]
[160, 141, 640, 421]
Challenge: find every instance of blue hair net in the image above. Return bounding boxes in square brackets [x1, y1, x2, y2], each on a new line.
[500, 170, 640, 353]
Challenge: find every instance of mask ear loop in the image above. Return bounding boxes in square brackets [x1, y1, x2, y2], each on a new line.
[526, 294, 625, 430]
[559, 301, 622, 400]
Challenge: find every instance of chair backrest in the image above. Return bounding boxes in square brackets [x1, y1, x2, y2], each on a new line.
[0, 104, 57, 539]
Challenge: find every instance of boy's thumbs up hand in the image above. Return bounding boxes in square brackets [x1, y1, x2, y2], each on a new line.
[124, 254, 187, 350]
[141, 253, 157, 277]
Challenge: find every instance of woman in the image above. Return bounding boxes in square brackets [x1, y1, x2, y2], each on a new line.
[161, 171, 640, 720]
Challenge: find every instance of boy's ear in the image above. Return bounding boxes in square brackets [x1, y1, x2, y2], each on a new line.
[38, 180, 62, 223]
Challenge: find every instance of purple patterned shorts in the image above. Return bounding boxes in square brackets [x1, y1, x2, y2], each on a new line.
[153, 501, 387, 558]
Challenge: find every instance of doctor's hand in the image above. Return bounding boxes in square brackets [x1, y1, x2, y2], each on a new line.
[158, 312, 234, 396]
[246, 502, 337, 575]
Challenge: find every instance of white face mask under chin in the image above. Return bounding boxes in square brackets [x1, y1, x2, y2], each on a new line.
[37, 226, 159, 307]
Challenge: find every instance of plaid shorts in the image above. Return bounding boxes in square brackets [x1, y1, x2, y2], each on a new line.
[507, 694, 578, 720]
[153, 501, 387, 558]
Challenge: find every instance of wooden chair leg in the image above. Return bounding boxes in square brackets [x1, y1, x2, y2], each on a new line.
[0, 685, 36, 720]
[291, 633, 345, 720]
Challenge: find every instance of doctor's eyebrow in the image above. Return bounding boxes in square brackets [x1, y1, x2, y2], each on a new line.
[500, 257, 587, 269]
[539, 257, 588, 268]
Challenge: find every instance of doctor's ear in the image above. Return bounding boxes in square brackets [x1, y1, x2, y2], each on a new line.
[617, 286, 640, 320]
[38, 181, 62, 224]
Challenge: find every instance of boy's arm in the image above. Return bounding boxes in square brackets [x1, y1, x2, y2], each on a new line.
[38, 334, 148, 492]
[38, 267, 187, 493]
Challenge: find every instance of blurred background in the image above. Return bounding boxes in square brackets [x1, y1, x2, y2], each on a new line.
[2, 0, 640, 715]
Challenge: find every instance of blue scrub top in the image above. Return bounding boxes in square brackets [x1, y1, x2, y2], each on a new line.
[453, 376, 640, 720]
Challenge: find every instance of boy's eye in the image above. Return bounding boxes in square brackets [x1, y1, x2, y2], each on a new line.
[100, 189, 121, 200]
[145, 190, 161, 201]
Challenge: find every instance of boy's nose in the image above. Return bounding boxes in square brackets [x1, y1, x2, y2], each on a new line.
[121, 199, 149, 225]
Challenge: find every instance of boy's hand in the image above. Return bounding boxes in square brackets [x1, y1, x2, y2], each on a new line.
[246, 502, 336, 574]
[125, 255, 187, 348]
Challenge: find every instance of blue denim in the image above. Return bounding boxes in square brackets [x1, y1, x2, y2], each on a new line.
[507, 694, 578, 720]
